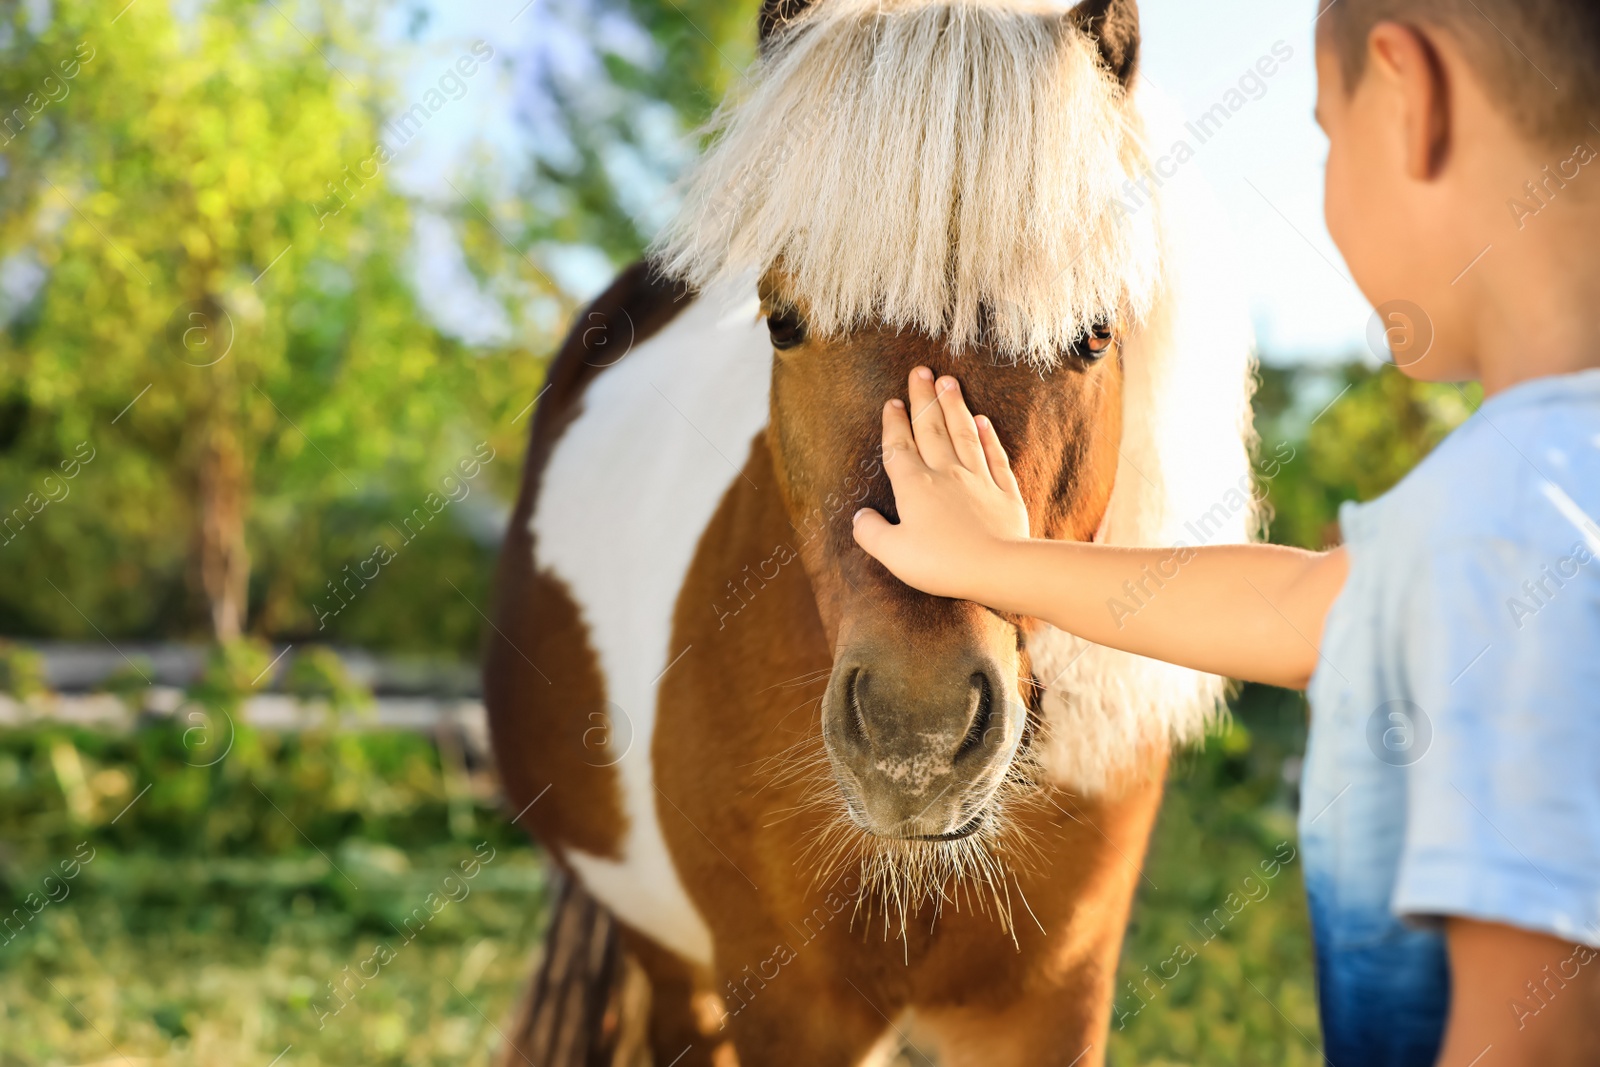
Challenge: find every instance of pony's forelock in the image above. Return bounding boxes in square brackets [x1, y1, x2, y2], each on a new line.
[652, 0, 1158, 366]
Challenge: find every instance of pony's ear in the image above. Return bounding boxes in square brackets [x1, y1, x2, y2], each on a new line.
[758, 0, 813, 52]
[1068, 0, 1140, 90]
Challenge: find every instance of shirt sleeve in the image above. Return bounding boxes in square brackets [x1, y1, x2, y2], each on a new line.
[1391, 535, 1600, 948]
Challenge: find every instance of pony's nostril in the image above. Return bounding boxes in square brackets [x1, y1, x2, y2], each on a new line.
[954, 672, 994, 762]
[844, 668, 869, 747]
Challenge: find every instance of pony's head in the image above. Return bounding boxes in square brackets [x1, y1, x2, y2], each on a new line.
[656, 0, 1251, 921]
[756, 270, 1125, 853]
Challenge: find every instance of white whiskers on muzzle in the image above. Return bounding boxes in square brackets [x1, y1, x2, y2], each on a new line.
[780, 732, 1052, 951]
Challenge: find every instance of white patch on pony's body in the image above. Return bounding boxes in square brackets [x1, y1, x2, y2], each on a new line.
[532, 294, 773, 966]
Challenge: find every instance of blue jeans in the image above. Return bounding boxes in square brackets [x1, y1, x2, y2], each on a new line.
[1307, 883, 1450, 1067]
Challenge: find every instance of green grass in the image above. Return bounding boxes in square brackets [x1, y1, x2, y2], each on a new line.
[1108, 686, 1320, 1067]
[0, 692, 1318, 1065]
[0, 722, 546, 1067]
[1, 854, 547, 1066]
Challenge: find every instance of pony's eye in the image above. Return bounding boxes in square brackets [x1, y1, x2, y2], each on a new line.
[766, 307, 807, 350]
[1075, 321, 1116, 362]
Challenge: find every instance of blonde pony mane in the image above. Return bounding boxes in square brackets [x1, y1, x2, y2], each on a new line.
[652, 0, 1160, 365]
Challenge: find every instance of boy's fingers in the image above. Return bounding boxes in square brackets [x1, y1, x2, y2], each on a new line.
[976, 414, 1020, 495]
[880, 398, 924, 475]
[906, 367, 958, 468]
[851, 507, 894, 561]
[935, 376, 987, 476]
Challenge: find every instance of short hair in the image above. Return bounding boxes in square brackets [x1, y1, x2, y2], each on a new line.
[1319, 0, 1600, 144]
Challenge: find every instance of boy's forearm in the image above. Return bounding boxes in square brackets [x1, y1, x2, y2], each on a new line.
[972, 539, 1346, 689]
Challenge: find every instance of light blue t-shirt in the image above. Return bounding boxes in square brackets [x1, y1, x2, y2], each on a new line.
[1303, 368, 1600, 1067]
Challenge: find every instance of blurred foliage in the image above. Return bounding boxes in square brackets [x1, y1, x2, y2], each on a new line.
[1109, 685, 1318, 1066]
[0, 640, 47, 701]
[521, 0, 756, 262]
[618, 0, 761, 117]
[0, 0, 547, 653]
[1253, 363, 1480, 551]
[0, 722, 527, 899]
[186, 640, 276, 713]
[284, 644, 373, 713]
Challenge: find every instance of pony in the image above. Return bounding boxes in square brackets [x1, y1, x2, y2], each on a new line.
[486, 0, 1258, 1062]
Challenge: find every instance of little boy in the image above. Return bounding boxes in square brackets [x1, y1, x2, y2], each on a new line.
[852, 3, 1600, 1064]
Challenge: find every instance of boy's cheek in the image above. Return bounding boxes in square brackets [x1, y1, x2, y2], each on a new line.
[1322, 122, 1400, 305]
[1314, 44, 1368, 263]
[1322, 144, 1361, 261]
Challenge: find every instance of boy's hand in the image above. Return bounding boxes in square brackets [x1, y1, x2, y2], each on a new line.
[851, 367, 1341, 690]
[852, 367, 1030, 600]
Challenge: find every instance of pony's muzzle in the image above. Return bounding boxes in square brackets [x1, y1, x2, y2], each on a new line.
[820, 640, 1025, 841]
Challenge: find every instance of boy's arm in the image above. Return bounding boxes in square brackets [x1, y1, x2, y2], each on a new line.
[1437, 919, 1600, 1066]
[852, 369, 1347, 690]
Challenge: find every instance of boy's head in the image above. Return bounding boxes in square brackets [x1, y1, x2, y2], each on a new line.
[1313, 0, 1600, 384]
[1321, 2, 1599, 145]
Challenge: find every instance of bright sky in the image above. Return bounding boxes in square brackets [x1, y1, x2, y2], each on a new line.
[392, 0, 1378, 364]
[1138, 0, 1374, 363]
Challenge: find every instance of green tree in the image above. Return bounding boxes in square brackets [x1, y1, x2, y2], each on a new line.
[1255, 363, 1480, 550]
[0, 0, 545, 644]
[521, 0, 762, 264]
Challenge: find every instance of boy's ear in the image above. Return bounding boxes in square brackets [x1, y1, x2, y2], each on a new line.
[1368, 21, 1453, 179]
[1069, 0, 1141, 90]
